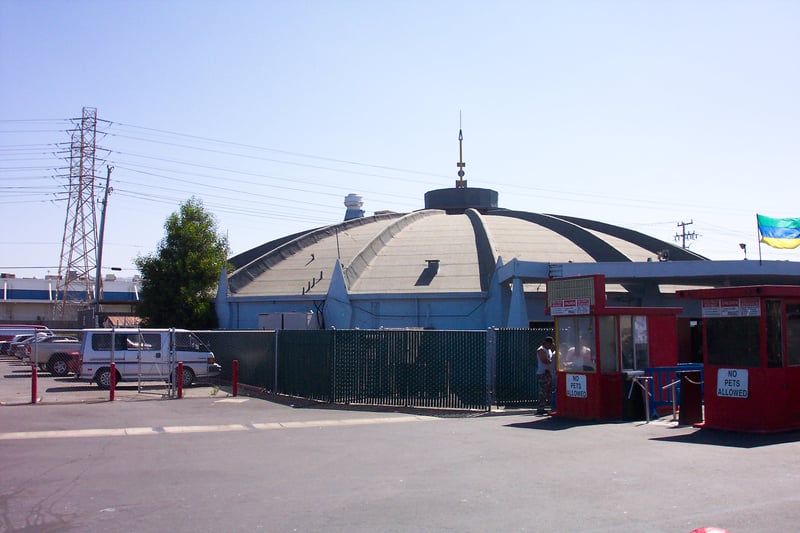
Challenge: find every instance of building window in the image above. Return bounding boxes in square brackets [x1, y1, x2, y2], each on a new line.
[598, 316, 619, 374]
[705, 317, 760, 367]
[786, 304, 800, 367]
[620, 315, 649, 370]
[556, 316, 596, 372]
[766, 300, 783, 368]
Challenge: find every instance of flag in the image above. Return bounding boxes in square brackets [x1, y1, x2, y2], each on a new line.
[757, 214, 800, 249]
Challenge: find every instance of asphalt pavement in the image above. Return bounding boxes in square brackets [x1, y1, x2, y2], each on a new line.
[2, 355, 800, 533]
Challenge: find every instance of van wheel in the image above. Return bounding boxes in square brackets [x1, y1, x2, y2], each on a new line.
[95, 368, 119, 389]
[49, 355, 70, 377]
[176, 367, 195, 388]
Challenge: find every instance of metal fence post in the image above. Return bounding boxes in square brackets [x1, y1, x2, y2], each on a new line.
[232, 359, 238, 397]
[110, 328, 116, 401]
[330, 328, 336, 404]
[486, 328, 497, 411]
[273, 330, 279, 394]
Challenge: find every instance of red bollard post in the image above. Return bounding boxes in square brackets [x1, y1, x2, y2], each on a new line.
[31, 364, 38, 404]
[232, 359, 239, 397]
[177, 361, 184, 399]
[109, 362, 116, 401]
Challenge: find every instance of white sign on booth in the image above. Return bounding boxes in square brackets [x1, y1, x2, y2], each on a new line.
[717, 368, 748, 398]
[566, 373, 587, 398]
[550, 298, 591, 316]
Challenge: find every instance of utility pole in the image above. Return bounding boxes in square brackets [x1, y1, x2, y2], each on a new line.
[674, 220, 699, 249]
[93, 165, 113, 326]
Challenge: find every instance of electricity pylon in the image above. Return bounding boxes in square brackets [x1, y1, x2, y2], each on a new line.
[53, 107, 99, 319]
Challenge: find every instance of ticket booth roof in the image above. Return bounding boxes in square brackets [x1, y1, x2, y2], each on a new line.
[588, 306, 683, 316]
[677, 285, 800, 300]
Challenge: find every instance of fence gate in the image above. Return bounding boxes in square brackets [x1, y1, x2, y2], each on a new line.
[134, 328, 178, 398]
[493, 328, 552, 407]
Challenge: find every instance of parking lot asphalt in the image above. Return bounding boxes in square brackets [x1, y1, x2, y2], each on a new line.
[3, 354, 800, 532]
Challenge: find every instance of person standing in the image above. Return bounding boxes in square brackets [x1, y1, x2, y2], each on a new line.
[536, 336, 555, 415]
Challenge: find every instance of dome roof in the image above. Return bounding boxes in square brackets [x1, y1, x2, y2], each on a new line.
[226, 200, 706, 298]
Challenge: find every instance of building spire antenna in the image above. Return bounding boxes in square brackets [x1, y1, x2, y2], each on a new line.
[456, 111, 467, 189]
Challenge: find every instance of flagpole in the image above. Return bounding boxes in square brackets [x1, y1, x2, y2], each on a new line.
[757, 214, 763, 265]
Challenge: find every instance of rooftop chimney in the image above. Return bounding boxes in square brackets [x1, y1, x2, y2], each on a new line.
[343, 193, 365, 221]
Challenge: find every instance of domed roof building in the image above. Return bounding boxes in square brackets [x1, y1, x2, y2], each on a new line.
[215, 133, 800, 330]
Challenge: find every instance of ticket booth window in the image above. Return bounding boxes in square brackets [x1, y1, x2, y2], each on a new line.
[787, 304, 800, 366]
[556, 316, 595, 372]
[620, 315, 649, 370]
[706, 316, 760, 367]
[598, 315, 619, 374]
[766, 300, 783, 368]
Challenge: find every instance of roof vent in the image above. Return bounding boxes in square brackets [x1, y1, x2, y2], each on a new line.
[416, 259, 440, 286]
[343, 193, 365, 221]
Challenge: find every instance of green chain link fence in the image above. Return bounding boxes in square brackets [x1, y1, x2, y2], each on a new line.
[197, 327, 553, 410]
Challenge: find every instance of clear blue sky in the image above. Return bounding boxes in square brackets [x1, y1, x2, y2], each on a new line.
[2, 1, 799, 278]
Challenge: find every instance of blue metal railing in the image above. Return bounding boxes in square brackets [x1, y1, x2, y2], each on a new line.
[645, 364, 703, 418]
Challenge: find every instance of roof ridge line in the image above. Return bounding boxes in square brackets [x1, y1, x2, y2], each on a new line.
[464, 208, 498, 292]
[228, 212, 402, 293]
[344, 210, 443, 290]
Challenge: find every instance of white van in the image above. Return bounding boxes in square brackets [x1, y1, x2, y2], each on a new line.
[78, 328, 222, 389]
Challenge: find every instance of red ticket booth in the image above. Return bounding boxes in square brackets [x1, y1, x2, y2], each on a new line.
[677, 285, 800, 433]
[547, 275, 682, 420]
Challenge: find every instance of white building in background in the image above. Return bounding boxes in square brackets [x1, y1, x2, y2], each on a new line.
[0, 273, 140, 327]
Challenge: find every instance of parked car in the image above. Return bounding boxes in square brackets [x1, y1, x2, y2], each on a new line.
[22, 336, 81, 376]
[8, 333, 52, 359]
[0, 325, 52, 354]
[4, 334, 35, 356]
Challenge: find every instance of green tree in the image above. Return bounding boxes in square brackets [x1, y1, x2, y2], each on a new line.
[135, 197, 229, 329]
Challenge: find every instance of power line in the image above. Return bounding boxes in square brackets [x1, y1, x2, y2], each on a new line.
[0, 116, 729, 225]
[107, 121, 452, 179]
[0, 113, 772, 250]
[113, 162, 421, 204]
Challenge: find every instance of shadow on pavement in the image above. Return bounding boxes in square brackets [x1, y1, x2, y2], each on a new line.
[504, 415, 628, 432]
[3, 372, 35, 379]
[650, 427, 800, 448]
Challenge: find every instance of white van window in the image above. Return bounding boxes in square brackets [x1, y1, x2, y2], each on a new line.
[91, 333, 161, 351]
[127, 334, 159, 350]
[174, 332, 208, 352]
